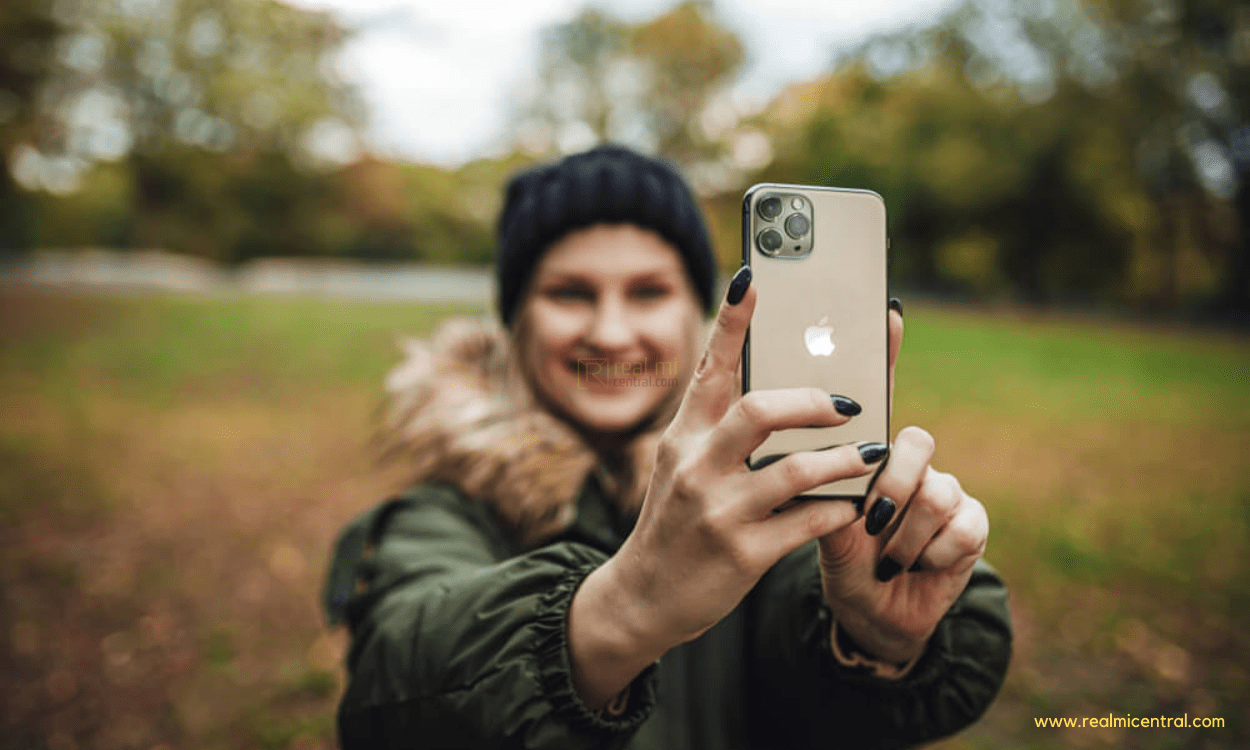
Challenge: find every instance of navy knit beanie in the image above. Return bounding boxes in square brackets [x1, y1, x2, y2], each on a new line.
[495, 145, 717, 327]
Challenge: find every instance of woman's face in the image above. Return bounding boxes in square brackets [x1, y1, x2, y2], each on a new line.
[516, 223, 704, 436]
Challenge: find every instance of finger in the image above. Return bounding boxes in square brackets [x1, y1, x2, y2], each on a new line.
[864, 425, 933, 528]
[878, 467, 962, 575]
[743, 442, 887, 517]
[674, 266, 755, 430]
[752, 494, 861, 563]
[706, 387, 862, 468]
[913, 495, 988, 572]
[888, 299, 903, 412]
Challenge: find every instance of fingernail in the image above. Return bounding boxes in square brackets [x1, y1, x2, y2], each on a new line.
[750, 453, 785, 470]
[857, 442, 889, 465]
[889, 297, 903, 316]
[865, 497, 896, 536]
[830, 395, 861, 416]
[875, 556, 902, 582]
[909, 561, 923, 572]
[726, 266, 752, 305]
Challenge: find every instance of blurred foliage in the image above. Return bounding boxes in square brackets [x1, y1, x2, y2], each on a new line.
[514, 1, 745, 172]
[3, 0, 1248, 316]
[0, 0, 505, 265]
[757, 0, 1248, 313]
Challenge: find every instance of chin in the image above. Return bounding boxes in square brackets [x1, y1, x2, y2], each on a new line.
[565, 394, 656, 435]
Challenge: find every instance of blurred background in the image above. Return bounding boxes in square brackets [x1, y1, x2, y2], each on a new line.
[1, 0, 1247, 748]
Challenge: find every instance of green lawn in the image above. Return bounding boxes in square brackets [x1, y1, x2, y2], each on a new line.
[1, 288, 1246, 749]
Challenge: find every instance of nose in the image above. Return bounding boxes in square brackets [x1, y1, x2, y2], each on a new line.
[585, 291, 635, 352]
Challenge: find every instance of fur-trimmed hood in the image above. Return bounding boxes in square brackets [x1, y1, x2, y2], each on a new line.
[377, 316, 669, 548]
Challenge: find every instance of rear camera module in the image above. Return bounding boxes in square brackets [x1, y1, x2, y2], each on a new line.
[758, 196, 783, 220]
[784, 212, 810, 239]
[757, 228, 783, 253]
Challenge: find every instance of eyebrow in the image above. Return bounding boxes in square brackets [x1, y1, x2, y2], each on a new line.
[539, 268, 681, 285]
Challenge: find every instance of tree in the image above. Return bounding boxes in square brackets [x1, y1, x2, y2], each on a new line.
[0, 1, 61, 249]
[514, 1, 745, 179]
[7, 0, 364, 261]
[762, 0, 1247, 311]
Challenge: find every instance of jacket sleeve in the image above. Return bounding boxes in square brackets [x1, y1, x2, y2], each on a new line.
[743, 543, 1012, 750]
[327, 485, 659, 750]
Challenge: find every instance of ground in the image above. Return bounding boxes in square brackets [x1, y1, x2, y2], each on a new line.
[0, 287, 1246, 749]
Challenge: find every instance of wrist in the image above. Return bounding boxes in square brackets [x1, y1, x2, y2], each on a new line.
[567, 559, 667, 710]
[832, 609, 930, 666]
[829, 618, 923, 680]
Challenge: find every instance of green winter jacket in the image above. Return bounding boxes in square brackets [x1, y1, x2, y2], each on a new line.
[323, 473, 1013, 750]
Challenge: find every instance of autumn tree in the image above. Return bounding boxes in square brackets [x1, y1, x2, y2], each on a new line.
[6, 0, 364, 261]
[514, 1, 745, 176]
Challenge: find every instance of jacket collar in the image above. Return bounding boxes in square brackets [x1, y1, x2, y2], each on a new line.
[378, 315, 654, 549]
[559, 469, 639, 554]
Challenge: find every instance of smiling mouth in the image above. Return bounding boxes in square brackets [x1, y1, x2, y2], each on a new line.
[566, 360, 650, 374]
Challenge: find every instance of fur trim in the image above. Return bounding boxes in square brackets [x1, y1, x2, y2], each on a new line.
[377, 316, 663, 548]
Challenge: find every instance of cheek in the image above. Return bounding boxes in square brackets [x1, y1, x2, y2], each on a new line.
[528, 307, 587, 363]
[641, 304, 701, 367]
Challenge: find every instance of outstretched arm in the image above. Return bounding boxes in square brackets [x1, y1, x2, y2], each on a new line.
[330, 486, 658, 750]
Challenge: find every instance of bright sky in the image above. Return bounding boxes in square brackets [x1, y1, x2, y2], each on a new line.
[287, 0, 960, 167]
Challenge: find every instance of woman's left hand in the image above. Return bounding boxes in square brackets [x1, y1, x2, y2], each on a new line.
[816, 305, 989, 666]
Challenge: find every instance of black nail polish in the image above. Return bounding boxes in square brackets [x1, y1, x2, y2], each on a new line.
[865, 497, 896, 536]
[726, 266, 752, 305]
[749, 453, 785, 471]
[857, 442, 889, 465]
[831, 395, 861, 416]
[875, 556, 902, 582]
[889, 297, 903, 316]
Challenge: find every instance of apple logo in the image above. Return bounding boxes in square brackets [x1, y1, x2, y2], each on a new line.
[804, 316, 836, 357]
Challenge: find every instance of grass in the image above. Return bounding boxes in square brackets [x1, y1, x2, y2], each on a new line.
[0, 287, 1246, 749]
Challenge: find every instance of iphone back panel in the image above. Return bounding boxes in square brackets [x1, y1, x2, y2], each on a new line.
[742, 183, 889, 500]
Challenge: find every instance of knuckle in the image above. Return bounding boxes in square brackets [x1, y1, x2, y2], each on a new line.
[696, 508, 747, 562]
[780, 455, 817, 491]
[929, 473, 961, 517]
[948, 519, 983, 557]
[725, 537, 756, 572]
[669, 458, 705, 502]
[656, 433, 681, 468]
[803, 504, 832, 538]
[945, 474, 966, 513]
[968, 498, 990, 550]
[968, 495, 988, 523]
[736, 391, 768, 425]
[693, 505, 725, 537]
[899, 425, 936, 457]
[692, 349, 716, 383]
[806, 387, 831, 416]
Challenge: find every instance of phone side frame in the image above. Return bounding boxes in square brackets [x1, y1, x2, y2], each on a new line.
[739, 182, 892, 502]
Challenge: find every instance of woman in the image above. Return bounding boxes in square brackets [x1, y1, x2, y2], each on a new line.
[323, 145, 1012, 750]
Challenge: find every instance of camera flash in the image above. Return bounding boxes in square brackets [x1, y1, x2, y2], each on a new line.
[791, 197, 804, 209]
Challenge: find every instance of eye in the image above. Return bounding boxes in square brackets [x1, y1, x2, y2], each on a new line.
[545, 285, 594, 302]
[631, 284, 671, 301]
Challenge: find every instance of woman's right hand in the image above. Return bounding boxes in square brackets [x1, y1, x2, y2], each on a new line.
[568, 267, 887, 708]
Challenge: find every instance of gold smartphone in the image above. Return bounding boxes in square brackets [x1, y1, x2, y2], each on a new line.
[741, 183, 889, 501]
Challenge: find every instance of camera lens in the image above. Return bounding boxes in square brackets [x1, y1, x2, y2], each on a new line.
[757, 228, 783, 253]
[784, 212, 810, 238]
[758, 196, 783, 220]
